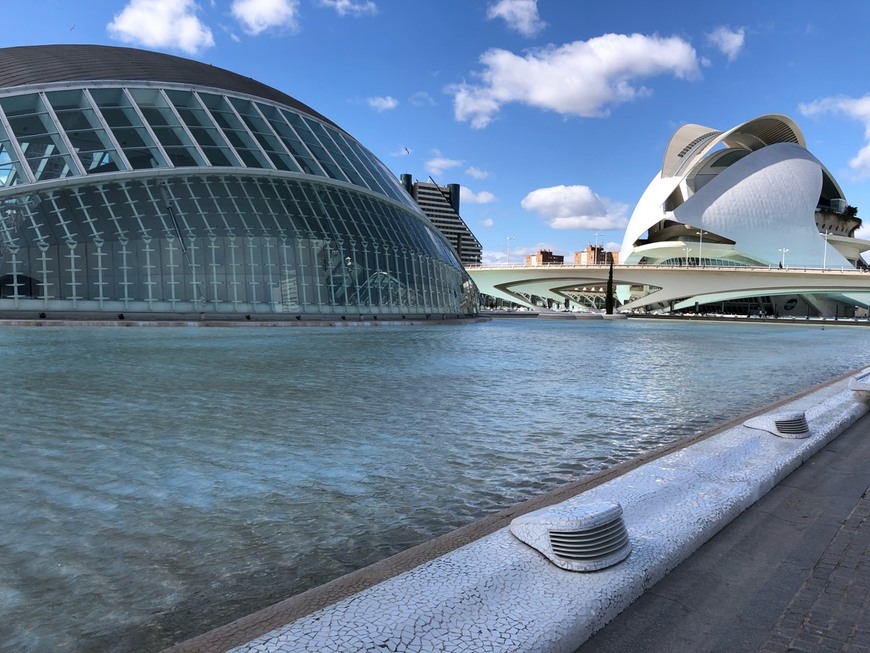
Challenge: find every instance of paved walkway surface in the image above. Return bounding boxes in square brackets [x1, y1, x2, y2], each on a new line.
[577, 410, 870, 653]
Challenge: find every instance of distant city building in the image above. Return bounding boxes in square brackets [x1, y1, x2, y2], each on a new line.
[525, 250, 564, 266]
[573, 246, 619, 265]
[0, 45, 478, 320]
[401, 175, 482, 267]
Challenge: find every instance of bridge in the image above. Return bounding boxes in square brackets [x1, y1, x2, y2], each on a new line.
[467, 264, 870, 312]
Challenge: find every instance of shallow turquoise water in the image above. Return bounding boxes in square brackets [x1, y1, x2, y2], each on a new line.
[1, 319, 868, 652]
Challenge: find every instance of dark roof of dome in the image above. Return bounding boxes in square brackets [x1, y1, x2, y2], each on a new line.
[0, 44, 342, 131]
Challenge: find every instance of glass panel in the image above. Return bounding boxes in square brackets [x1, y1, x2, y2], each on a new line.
[284, 112, 346, 181]
[106, 122, 148, 147]
[259, 104, 324, 176]
[0, 94, 78, 181]
[329, 131, 386, 196]
[91, 89, 167, 170]
[175, 110, 224, 147]
[344, 138, 396, 198]
[167, 90, 241, 168]
[199, 93, 269, 169]
[277, 136, 321, 175]
[130, 89, 205, 168]
[229, 98, 297, 172]
[0, 123, 27, 187]
[314, 126, 367, 187]
[199, 146, 235, 167]
[47, 90, 122, 174]
[0, 163, 19, 186]
[305, 120, 359, 184]
[0, 93, 41, 116]
[88, 88, 125, 106]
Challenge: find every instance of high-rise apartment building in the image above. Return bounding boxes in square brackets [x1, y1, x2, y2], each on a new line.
[401, 174, 483, 267]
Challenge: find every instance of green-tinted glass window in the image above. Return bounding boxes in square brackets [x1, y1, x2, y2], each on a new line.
[0, 94, 79, 181]
[229, 98, 299, 172]
[166, 90, 241, 168]
[46, 90, 122, 174]
[328, 130, 385, 196]
[282, 111, 347, 181]
[0, 122, 27, 187]
[313, 127, 367, 188]
[258, 104, 324, 176]
[130, 89, 205, 168]
[345, 138, 408, 206]
[199, 93, 270, 169]
[305, 120, 364, 185]
[90, 88, 167, 170]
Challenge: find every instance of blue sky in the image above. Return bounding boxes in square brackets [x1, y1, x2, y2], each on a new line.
[5, 0, 870, 263]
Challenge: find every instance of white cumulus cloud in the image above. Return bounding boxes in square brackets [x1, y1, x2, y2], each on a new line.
[466, 166, 490, 179]
[367, 96, 398, 112]
[108, 0, 215, 54]
[487, 0, 545, 37]
[800, 95, 870, 178]
[520, 185, 629, 230]
[450, 33, 701, 129]
[484, 243, 554, 265]
[480, 218, 495, 228]
[231, 0, 299, 35]
[482, 250, 507, 265]
[425, 152, 463, 177]
[409, 91, 436, 107]
[706, 26, 745, 62]
[460, 187, 497, 204]
[320, 0, 376, 16]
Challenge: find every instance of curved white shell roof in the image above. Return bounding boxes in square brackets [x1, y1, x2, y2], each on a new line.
[621, 114, 852, 270]
[673, 143, 824, 267]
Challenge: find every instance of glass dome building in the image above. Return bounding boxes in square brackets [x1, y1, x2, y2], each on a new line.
[0, 45, 477, 320]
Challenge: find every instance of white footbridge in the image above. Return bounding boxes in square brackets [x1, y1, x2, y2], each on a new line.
[468, 264, 870, 312]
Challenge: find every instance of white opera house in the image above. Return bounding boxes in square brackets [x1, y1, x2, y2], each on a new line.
[619, 114, 870, 316]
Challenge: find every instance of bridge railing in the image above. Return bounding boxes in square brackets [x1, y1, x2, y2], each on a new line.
[467, 263, 869, 273]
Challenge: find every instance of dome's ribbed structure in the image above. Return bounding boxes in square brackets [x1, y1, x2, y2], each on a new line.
[0, 45, 477, 320]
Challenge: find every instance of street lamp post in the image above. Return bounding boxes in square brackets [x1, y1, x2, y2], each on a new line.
[506, 235, 516, 266]
[684, 244, 691, 266]
[778, 247, 790, 268]
[822, 231, 830, 270]
[684, 224, 706, 266]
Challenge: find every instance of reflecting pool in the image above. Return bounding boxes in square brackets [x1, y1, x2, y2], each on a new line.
[1, 318, 869, 652]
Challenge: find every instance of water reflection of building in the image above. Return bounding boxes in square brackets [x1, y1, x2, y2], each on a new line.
[0, 45, 478, 320]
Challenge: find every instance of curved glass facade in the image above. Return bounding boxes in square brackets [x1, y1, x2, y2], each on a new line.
[0, 76, 477, 318]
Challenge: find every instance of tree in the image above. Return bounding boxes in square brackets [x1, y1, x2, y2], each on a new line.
[605, 259, 615, 315]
